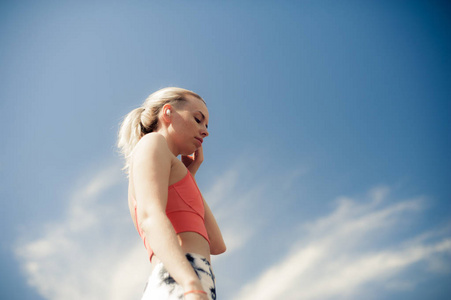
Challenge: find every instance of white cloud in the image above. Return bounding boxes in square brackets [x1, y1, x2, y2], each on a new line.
[15, 164, 151, 300]
[13, 158, 273, 299]
[14, 160, 451, 300]
[233, 187, 451, 300]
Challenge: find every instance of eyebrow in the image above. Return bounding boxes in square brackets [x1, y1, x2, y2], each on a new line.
[197, 111, 208, 128]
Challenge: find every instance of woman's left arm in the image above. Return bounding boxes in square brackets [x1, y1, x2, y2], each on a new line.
[203, 195, 226, 255]
[183, 146, 226, 254]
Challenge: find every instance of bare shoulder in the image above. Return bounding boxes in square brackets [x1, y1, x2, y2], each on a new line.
[137, 132, 167, 148]
[134, 133, 169, 156]
[131, 133, 173, 185]
[131, 134, 172, 171]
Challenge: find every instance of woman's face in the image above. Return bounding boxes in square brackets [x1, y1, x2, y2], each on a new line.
[169, 95, 209, 155]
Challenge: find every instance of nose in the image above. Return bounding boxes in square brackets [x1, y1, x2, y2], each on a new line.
[201, 127, 209, 138]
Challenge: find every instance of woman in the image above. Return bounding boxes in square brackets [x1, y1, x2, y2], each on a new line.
[117, 87, 226, 300]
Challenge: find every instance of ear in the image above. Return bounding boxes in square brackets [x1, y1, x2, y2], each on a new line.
[162, 104, 172, 124]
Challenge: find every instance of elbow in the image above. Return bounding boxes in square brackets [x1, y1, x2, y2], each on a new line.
[138, 216, 153, 234]
[211, 243, 227, 255]
[138, 210, 165, 233]
[216, 245, 227, 255]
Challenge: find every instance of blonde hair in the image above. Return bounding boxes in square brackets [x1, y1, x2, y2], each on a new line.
[117, 87, 204, 174]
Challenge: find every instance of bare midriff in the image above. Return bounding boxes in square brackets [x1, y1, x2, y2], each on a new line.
[150, 232, 211, 271]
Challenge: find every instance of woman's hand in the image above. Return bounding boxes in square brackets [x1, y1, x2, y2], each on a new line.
[181, 146, 204, 176]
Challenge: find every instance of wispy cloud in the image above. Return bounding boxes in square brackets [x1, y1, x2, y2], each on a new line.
[14, 159, 451, 300]
[233, 187, 451, 300]
[15, 164, 150, 300]
[13, 155, 293, 299]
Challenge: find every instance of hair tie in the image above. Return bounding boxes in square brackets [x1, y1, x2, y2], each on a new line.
[184, 290, 207, 296]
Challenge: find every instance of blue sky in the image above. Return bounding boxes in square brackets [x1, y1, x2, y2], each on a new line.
[1, 1, 450, 299]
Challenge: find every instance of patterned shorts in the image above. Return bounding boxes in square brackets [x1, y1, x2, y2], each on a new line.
[141, 253, 216, 300]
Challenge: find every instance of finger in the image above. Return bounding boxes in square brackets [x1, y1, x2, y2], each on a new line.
[195, 147, 204, 161]
[197, 145, 203, 154]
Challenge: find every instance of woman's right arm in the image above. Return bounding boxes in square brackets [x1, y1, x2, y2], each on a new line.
[132, 134, 206, 297]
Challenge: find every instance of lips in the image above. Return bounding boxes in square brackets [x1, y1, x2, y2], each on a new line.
[195, 137, 203, 144]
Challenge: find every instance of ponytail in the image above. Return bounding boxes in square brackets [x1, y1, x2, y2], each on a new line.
[117, 107, 145, 174]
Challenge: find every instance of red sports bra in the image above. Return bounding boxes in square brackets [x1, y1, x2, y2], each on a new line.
[133, 170, 210, 261]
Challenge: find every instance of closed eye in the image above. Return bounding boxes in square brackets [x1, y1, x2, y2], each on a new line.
[195, 111, 208, 128]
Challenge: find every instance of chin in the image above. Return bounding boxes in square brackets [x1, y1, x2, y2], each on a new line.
[181, 146, 197, 156]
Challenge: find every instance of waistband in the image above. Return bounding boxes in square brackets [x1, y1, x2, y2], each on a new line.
[152, 253, 212, 273]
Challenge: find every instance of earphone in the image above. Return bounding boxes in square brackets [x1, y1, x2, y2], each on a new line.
[166, 109, 171, 116]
